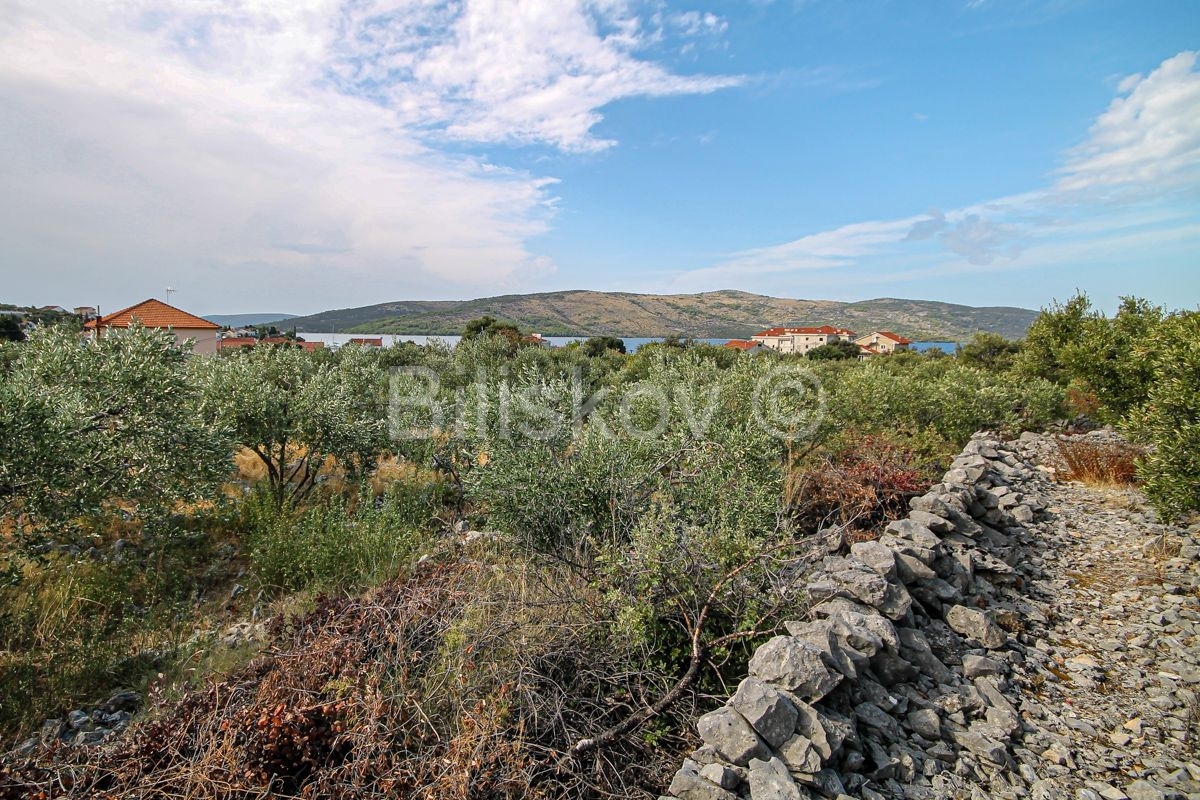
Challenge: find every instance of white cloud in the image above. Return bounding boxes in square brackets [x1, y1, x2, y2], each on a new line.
[0, 0, 738, 310]
[328, 0, 741, 153]
[1057, 51, 1200, 194]
[671, 217, 922, 289]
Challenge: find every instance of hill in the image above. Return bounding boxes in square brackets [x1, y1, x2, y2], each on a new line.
[270, 290, 1038, 341]
[203, 313, 297, 328]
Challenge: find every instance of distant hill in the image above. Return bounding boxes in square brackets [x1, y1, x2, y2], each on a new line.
[204, 313, 297, 328]
[270, 290, 1038, 341]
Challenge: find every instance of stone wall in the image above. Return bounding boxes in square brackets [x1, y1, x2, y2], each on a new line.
[662, 433, 1051, 800]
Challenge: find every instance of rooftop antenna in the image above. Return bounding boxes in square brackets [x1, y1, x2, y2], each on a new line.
[165, 286, 176, 304]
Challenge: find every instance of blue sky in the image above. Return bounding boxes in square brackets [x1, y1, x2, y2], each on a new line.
[1, 0, 1197, 317]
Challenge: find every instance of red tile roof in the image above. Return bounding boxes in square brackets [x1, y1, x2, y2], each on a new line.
[348, 337, 384, 346]
[218, 337, 259, 348]
[724, 339, 759, 350]
[874, 331, 912, 345]
[84, 298, 220, 331]
[245, 337, 325, 351]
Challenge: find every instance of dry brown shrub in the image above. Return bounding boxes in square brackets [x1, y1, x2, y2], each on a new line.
[0, 555, 691, 800]
[786, 434, 932, 538]
[1057, 438, 1144, 486]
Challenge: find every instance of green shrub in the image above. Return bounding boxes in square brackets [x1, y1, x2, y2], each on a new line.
[247, 485, 431, 592]
[1126, 311, 1200, 520]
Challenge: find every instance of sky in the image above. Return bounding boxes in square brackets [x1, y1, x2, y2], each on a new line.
[2, 0, 1198, 317]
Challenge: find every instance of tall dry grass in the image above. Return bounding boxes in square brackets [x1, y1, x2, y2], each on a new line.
[1057, 437, 1144, 486]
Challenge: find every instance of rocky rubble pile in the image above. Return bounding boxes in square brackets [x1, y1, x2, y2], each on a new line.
[664, 432, 1200, 800]
[12, 691, 141, 755]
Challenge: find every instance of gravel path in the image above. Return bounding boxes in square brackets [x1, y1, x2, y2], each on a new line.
[1005, 436, 1200, 800]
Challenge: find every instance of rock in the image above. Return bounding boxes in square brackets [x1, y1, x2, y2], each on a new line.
[697, 707, 769, 766]
[749, 637, 842, 702]
[894, 552, 938, 582]
[669, 761, 739, 800]
[794, 699, 833, 761]
[950, 726, 1009, 765]
[961, 654, 1005, 678]
[699, 763, 741, 791]
[876, 581, 914, 621]
[730, 677, 798, 749]
[1123, 780, 1166, 800]
[817, 556, 891, 607]
[897, 628, 954, 684]
[785, 619, 863, 680]
[908, 509, 956, 535]
[778, 734, 823, 774]
[906, 708, 941, 739]
[851, 541, 898, 580]
[944, 605, 1007, 649]
[747, 756, 805, 800]
[852, 702, 904, 742]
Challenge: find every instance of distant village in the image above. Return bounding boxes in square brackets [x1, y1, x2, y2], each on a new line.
[4, 298, 916, 360]
[724, 325, 913, 359]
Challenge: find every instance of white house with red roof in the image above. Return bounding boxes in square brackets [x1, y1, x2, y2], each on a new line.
[83, 298, 222, 354]
[854, 331, 912, 356]
[749, 325, 857, 355]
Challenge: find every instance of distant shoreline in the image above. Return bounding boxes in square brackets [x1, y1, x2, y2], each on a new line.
[298, 332, 960, 354]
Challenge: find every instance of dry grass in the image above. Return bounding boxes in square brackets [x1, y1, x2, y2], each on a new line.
[1057, 438, 1144, 487]
[0, 553, 695, 800]
[233, 449, 440, 499]
[370, 456, 442, 497]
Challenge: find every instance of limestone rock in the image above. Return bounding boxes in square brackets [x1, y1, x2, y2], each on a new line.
[748, 637, 842, 702]
[729, 677, 798, 749]
[747, 756, 805, 800]
[944, 605, 1007, 649]
[669, 760, 738, 800]
[850, 540, 897, 580]
[697, 707, 769, 766]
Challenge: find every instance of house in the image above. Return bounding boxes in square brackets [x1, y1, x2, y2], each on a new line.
[74, 306, 98, 319]
[40, 305, 68, 314]
[854, 331, 912, 356]
[724, 339, 766, 353]
[217, 336, 260, 349]
[83, 298, 221, 354]
[260, 336, 325, 351]
[521, 333, 551, 347]
[347, 337, 384, 348]
[219, 335, 324, 352]
[750, 325, 856, 355]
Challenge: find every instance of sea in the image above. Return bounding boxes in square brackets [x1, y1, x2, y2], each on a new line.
[299, 332, 960, 354]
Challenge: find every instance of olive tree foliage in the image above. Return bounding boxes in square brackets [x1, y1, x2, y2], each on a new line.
[0, 325, 229, 540]
[193, 344, 391, 505]
[807, 340, 861, 361]
[391, 344, 826, 707]
[1125, 310, 1200, 521]
[1016, 293, 1165, 423]
[956, 332, 1022, 372]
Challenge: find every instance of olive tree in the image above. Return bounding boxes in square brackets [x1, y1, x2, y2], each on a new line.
[1016, 293, 1165, 423]
[194, 344, 390, 505]
[1126, 311, 1200, 520]
[0, 325, 229, 540]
